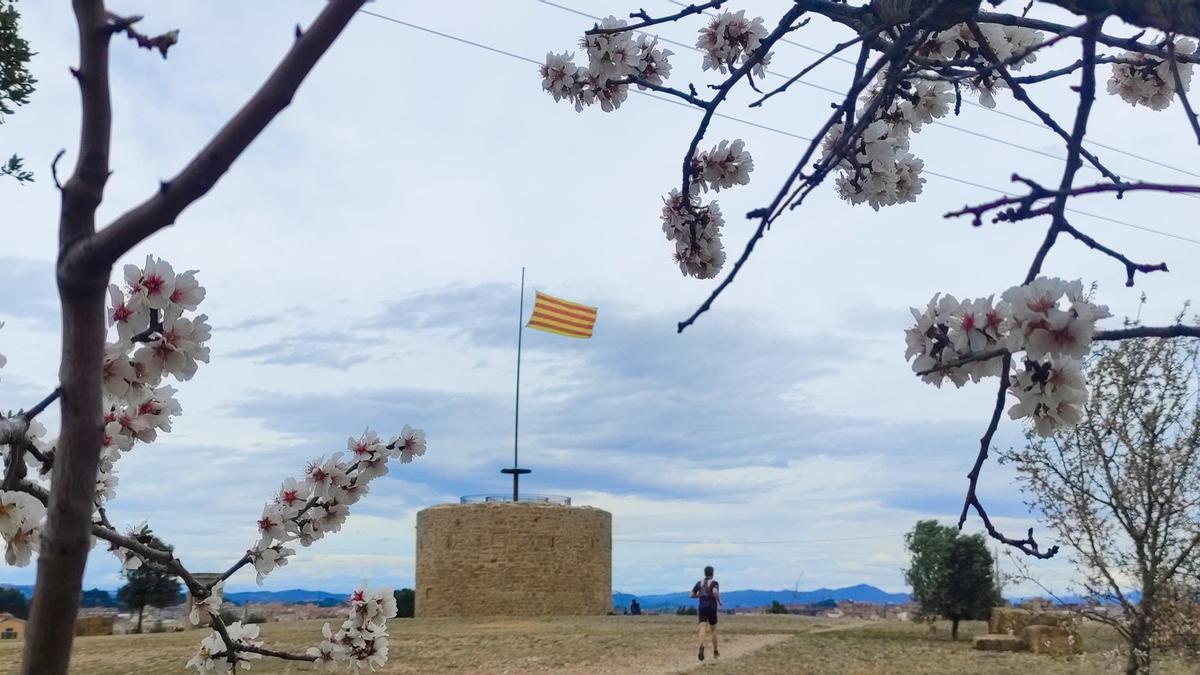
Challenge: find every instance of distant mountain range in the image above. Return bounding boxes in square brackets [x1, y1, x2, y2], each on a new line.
[613, 583, 912, 610]
[1, 584, 343, 606]
[5, 582, 1125, 609]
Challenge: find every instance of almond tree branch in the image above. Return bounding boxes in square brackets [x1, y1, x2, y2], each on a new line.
[976, 10, 1200, 63]
[69, 0, 369, 271]
[956, 19, 1106, 559]
[1095, 325, 1200, 341]
[945, 176, 1200, 224]
[678, 3, 937, 333]
[23, 3, 367, 673]
[585, 0, 728, 35]
[966, 20, 1123, 185]
[1167, 37, 1200, 144]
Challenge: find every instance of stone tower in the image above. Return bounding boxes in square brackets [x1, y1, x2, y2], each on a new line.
[415, 499, 611, 617]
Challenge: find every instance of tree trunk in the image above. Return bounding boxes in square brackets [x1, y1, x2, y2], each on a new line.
[1126, 619, 1152, 674]
[21, 277, 107, 672]
[951, 618, 960, 641]
[136, 605, 144, 634]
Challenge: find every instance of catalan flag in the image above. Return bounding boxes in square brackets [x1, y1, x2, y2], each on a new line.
[526, 291, 598, 339]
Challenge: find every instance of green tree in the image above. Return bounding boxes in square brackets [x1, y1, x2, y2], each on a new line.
[393, 588, 414, 618]
[115, 528, 182, 633]
[904, 520, 1002, 640]
[0, 0, 35, 183]
[766, 600, 789, 614]
[79, 588, 115, 608]
[0, 587, 28, 619]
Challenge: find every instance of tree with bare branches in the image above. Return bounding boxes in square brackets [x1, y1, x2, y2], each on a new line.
[1001, 317, 1200, 674]
[0, 1, 437, 673]
[542, 0, 1200, 560]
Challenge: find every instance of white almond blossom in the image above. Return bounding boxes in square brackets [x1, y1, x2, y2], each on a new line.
[1, 491, 44, 567]
[540, 51, 578, 103]
[1108, 37, 1196, 110]
[1008, 357, 1088, 436]
[185, 633, 224, 673]
[248, 542, 295, 585]
[188, 581, 224, 626]
[125, 255, 177, 312]
[256, 504, 292, 545]
[696, 10, 769, 75]
[107, 284, 149, 343]
[393, 425, 427, 464]
[634, 35, 673, 87]
[691, 139, 754, 193]
[659, 190, 726, 279]
[274, 477, 311, 518]
[583, 16, 641, 81]
[1001, 277, 1111, 360]
[185, 621, 263, 674]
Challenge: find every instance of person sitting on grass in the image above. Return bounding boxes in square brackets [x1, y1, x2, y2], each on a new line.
[691, 565, 722, 661]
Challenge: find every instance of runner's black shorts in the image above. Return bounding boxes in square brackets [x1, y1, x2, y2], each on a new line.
[698, 605, 718, 625]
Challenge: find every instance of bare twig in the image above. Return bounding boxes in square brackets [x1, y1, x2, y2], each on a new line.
[105, 12, 178, 59]
[1167, 37, 1200, 144]
[68, 0, 369, 271]
[585, 1, 727, 35]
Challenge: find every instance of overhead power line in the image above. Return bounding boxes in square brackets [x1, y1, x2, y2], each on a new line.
[355, 7, 1200, 247]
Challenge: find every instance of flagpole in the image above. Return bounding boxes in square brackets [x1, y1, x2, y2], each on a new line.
[502, 267, 531, 502]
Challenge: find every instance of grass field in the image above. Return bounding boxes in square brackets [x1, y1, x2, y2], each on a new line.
[1, 615, 1196, 674]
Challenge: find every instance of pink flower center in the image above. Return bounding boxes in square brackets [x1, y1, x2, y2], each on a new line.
[113, 304, 133, 322]
[258, 517, 275, 532]
[282, 490, 299, 504]
[143, 274, 166, 296]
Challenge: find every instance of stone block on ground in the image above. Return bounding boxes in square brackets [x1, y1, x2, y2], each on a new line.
[989, 607, 1032, 635]
[973, 633, 1027, 652]
[989, 606, 1074, 634]
[1023, 624, 1082, 655]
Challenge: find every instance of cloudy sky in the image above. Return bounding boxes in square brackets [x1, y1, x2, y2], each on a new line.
[2, 1, 1198, 598]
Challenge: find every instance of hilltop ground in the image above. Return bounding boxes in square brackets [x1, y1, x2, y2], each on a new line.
[0, 615, 1195, 674]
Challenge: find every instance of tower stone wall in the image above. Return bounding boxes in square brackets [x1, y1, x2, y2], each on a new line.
[415, 501, 611, 617]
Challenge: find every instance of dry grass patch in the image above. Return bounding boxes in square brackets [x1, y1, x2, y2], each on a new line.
[1, 614, 1193, 674]
[703, 619, 1199, 674]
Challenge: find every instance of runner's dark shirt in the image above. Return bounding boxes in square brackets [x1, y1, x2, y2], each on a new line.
[693, 579, 719, 609]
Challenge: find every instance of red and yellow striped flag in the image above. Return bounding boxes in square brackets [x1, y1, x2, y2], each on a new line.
[527, 291, 598, 339]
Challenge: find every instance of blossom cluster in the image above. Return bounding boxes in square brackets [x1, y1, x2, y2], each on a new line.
[1107, 37, 1196, 110]
[922, 23, 1045, 108]
[306, 582, 397, 671]
[186, 620, 263, 673]
[186, 583, 397, 673]
[691, 139, 753, 194]
[0, 490, 44, 566]
[248, 427, 427, 584]
[0, 256, 209, 570]
[822, 76, 952, 210]
[660, 189, 727, 279]
[905, 277, 1111, 436]
[696, 10, 770, 76]
[98, 256, 209, 511]
[540, 16, 673, 113]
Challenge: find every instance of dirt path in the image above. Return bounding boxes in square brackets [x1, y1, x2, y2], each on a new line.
[554, 632, 789, 675]
[565, 620, 870, 675]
